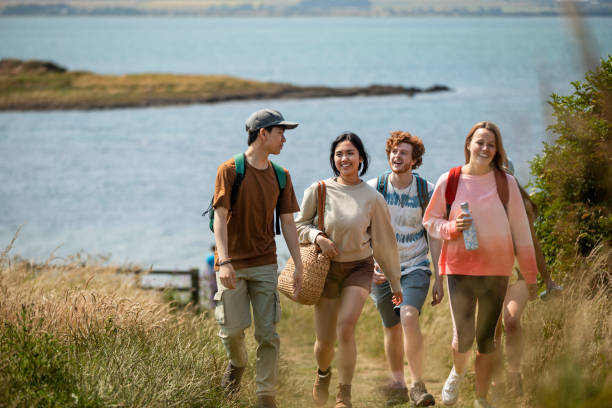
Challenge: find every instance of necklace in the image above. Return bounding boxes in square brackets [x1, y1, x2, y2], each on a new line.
[390, 178, 414, 208]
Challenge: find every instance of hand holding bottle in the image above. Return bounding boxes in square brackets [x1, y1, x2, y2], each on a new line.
[459, 202, 479, 251]
[455, 212, 473, 231]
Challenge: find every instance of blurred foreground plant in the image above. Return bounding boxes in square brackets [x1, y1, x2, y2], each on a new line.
[529, 55, 611, 283]
[522, 244, 611, 408]
[0, 248, 233, 408]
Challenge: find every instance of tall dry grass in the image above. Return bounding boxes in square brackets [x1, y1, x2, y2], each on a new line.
[521, 244, 612, 408]
[0, 233, 233, 408]
[2, 226, 609, 407]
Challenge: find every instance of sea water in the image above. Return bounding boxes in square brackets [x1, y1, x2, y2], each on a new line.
[1, 17, 611, 268]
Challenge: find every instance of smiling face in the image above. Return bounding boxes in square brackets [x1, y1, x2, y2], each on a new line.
[334, 140, 362, 180]
[467, 128, 497, 167]
[388, 142, 416, 174]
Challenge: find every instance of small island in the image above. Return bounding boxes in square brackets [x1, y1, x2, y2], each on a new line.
[0, 59, 450, 111]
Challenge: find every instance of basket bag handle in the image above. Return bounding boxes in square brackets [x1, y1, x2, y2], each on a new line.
[316, 180, 326, 233]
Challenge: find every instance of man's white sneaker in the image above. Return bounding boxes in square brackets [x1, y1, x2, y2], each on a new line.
[442, 367, 464, 406]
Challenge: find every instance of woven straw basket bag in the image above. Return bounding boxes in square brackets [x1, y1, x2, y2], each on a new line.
[278, 181, 330, 305]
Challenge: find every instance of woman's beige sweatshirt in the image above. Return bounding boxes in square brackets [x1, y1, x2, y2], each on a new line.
[295, 178, 401, 293]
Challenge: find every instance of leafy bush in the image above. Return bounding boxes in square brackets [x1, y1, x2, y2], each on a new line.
[0, 306, 102, 407]
[529, 55, 612, 282]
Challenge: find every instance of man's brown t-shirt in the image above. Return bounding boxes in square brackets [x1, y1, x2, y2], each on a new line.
[213, 156, 300, 270]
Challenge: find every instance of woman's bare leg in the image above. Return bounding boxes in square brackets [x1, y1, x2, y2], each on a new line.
[335, 285, 369, 385]
[503, 281, 529, 372]
[314, 296, 341, 371]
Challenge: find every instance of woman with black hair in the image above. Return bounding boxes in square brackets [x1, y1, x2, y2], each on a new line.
[295, 132, 402, 408]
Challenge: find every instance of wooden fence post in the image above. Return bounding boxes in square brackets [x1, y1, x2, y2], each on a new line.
[189, 268, 200, 306]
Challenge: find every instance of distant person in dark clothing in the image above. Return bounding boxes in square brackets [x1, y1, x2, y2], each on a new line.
[205, 245, 217, 309]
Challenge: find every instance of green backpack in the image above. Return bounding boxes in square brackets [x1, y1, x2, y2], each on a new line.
[203, 153, 287, 235]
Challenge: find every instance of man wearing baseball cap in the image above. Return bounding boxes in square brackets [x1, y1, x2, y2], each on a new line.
[212, 109, 303, 408]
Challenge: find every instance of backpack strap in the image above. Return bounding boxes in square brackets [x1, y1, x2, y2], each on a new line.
[204, 153, 246, 233]
[271, 162, 286, 189]
[444, 165, 510, 219]
[414, 173, 430, 215]
[230, 153, 246, 208]
[494, 168, 509, 214]
[445, 166, 462, 219]
[271, 161, 287, 235]
[376, 171, 391, 197]
[414, 173, 431, 245]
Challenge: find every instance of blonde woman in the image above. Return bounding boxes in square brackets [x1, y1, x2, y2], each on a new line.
[422, 122, 538, 408]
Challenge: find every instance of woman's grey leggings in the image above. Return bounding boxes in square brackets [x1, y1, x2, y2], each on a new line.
[447, 274, 509, 354]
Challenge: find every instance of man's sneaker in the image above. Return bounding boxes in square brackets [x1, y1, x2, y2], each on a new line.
[474, 398, 496, 408]
[257, 395, 277, 408]
[507, 371, 523, 397]
[383, 381, 409, 406]
[220, 362, 246, 396]
[409, 381, 435, 407]
[335, 383, 352, 408]
[312, 368, 332, 406]
[441, 367, 465, 406]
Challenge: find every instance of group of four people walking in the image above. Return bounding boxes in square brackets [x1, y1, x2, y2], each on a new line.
[210, 108, 546, 408]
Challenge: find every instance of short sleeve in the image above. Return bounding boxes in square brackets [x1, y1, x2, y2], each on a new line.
[277, 169, 300, 214]
[212, 159, 236, 211]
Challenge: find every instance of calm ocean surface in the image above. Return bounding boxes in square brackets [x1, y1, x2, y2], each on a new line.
[1, 17, 611, 268]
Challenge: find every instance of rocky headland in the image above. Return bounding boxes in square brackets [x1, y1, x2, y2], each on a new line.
[0, 59, 450, 111]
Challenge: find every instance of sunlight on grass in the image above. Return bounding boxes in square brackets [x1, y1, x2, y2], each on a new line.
[1, 227, 609, 407]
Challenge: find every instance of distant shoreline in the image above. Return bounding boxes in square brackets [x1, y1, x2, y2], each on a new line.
[0, 59, 451, 111]
[2, 4, 612, 18]
[3, 12, 612, 18]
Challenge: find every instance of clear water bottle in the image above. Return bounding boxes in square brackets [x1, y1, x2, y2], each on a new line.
[540, 284, 564, 301]
[460, 202, 479, 251]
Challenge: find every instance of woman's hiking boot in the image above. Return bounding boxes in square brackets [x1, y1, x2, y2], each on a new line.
[312, 368, 332, 406]
[220, 362, 246, 396]
[335, 384, 352, 408]
[409, 381, 435, 406]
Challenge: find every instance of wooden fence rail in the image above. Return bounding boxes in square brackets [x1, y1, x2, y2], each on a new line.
[136, 268, 200, 306]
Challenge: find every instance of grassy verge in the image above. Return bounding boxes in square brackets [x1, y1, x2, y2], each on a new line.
[2, 239, 609, 407]
[276, 246, 611, 408]
[0, 251, 232, 407]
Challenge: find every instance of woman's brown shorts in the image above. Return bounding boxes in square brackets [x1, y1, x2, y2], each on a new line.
[321, 256, 374, 299]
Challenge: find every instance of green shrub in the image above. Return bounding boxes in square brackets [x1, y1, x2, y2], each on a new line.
[529, 55, 612, 282]
[0, 306, 102, 408]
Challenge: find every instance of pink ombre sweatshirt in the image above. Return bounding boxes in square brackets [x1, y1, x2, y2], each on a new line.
[423, 170, 537, 284]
